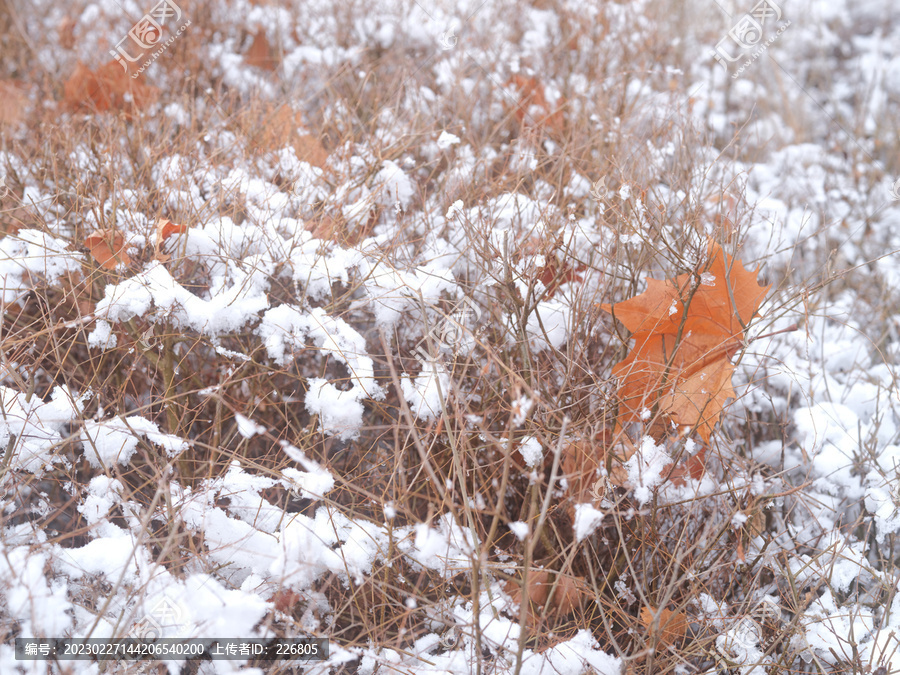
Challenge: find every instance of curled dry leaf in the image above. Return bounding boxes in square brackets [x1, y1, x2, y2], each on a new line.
[270, 589, 300, 614]
[536, 257, 586, 298]
[84, 229, 130, 269]
[663, 444, 708, 486]
[640, 605, 688, 647]
[601, 240, 769, 442]
[156, 218, 188, 246]
[154, 217, 188, 262]
[518, 233, 586, 299]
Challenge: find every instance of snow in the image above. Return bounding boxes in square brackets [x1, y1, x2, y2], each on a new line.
[401, 359, 450, 421]
[0, 548, 73, 637]
[235, 413, 266, 438]
[359, 259, 458, 330]
[792, 402, 865, 498]
[0, 385, 87, 475]
[5, 1, 900, 672]
[279, 441, 335, 499]
[258, 305, 382, 439]
[0, 230, 82, 309]
[518, 435, 544, 467]
[522, 299, 570, 351]
[374, 160, 414, 208]
[511, 395, 534, 427]
[89, 262, 270, 347]
[573, 504, 605, 542]
[54, 536, 142, 582]
[135, 572, 270, 642]
[716, 618, 770, 674]
[400, 513, 477, 578]
[519, 630, 622, 675]
[625, 436, 672, 505]
[508, 521, 529, 541]
[868, 629, 900, 673]
[795, 588, 876, 667]
[81, 415, 189, 468]
[78, 476, 123, 526]
[437, 130, 461, 148]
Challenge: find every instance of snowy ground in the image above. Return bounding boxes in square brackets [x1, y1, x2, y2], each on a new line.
[1, 0, 900, 673]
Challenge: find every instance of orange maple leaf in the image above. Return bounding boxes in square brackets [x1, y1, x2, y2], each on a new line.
[601, 241, 769, 442]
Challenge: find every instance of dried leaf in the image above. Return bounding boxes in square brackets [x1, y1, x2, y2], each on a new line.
[0, 81, 28, 127]
[58, 17, 78, 49]
[506, 75, 566, 134]
[63, 60, 158, 114]
[243, 105, 328, 168]
[156, 218, 188, 246]
[550, 574, 591, 615]
[562, 431, 632, 501]
[520, 234, 585, 298]
[84, 229, 130, 269]
[292, 132, 329, 169]
[562, 440, 605, 504]
[307, 214, 341, 240]
[536, 258, 586, 297]
[504, 569, 592, 632]
[640, 606, 688, 647]
[245, 30, 278, 70]
[663, 444, 708, 486]
[602, 241, 769, 442]
[271, 589, 300, 614]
